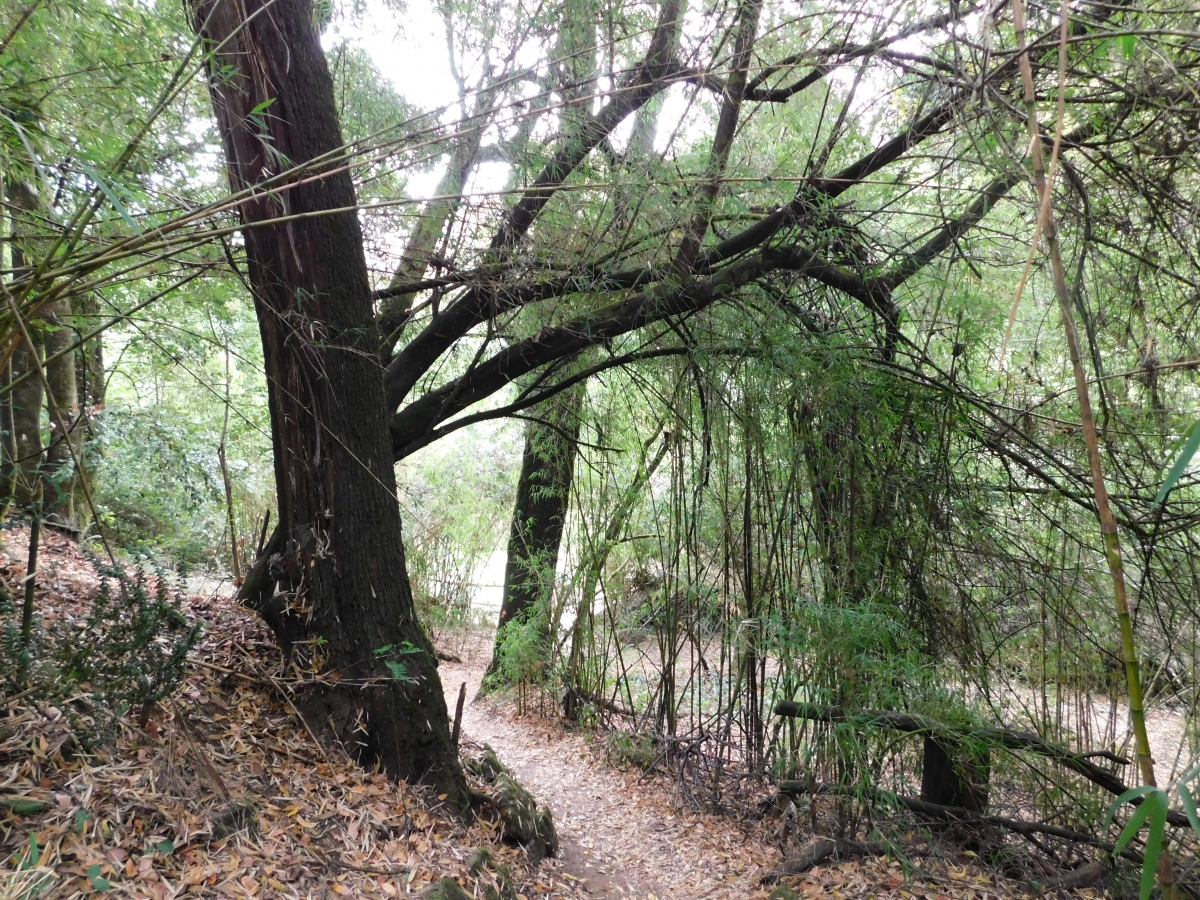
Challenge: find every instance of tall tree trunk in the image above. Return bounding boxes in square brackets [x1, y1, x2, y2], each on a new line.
[0, 356, 13, 517]
[0, 174, 14, 517]
[72, 290, 104, 530]
[41, 296, 79, 525]
[6, 174, 43, 511]
[673, 0, 762, 274]
[2, 113, 86, 529]
[8, 336, 41, 509]
[489, 385, 583, 681]
[487, 0, 597, 684]
[377, 82, 500, 359]
[190, 0, 466, 804]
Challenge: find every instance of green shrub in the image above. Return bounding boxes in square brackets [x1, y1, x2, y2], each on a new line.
[604, 730, 660, 770]
[1, 561, 201, 743]
[485, 600, 552, 710]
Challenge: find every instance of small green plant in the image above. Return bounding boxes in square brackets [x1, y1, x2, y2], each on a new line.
[1104, 759, 1200, 900]
[56, 563, 202, 732]
[1155, 419, 1200, 505]
[86, 863, 110, 891]
[1, 559, 201, 744]
[604, 730, 660, 770]
[373, 642, 420, 683]
[486, 600, 552, 710]
[3, 833, 56, 899]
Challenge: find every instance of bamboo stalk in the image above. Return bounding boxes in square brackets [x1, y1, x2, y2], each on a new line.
[20, 510, 40, 679]
[1012, 0, 1175, 895]
[218, 345, 242, 581]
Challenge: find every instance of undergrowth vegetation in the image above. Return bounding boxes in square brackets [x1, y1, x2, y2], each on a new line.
[0, 549, 200, 746]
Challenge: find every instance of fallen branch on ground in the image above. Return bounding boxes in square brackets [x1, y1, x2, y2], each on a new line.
[774, 702, 1190, 827]
[773, 782, 1144, 864]
[760, 838, 886, 884]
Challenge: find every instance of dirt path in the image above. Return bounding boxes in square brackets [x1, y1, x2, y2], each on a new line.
[438, 636, 775, 900]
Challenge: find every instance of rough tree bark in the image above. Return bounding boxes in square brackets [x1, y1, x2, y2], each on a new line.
[4, 158, 81, 526]
[0, 356, 13, 517]
[189, 0, 466, 804]
[71, 289, 104, 529]
[0, 175, 12, 516]
[41, 294, 80, 525]
[489, 385, 583, 680]
[8, 336, 41, 509]
[6, 174, 43, 511]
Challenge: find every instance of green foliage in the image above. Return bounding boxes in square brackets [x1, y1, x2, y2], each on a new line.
[58, 563, 202, 720]
[1155, 420, 1200, 505]
[373, 642, 420, 683]
[1100, 761, 1200, 900]
[487, 598, 552, 705]
[1, 561, 201, 744]
[92, 409, 228, 567]
[92, 295, 273, 569]
[5, 832, 55, 899]
[604, 730, 659, 770]
[86, 863, 111, 892]
[399, 426, 517, 630]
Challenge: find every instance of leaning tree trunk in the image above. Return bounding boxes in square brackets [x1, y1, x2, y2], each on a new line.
[71, 289, 104, 529]
[489, 385, 583, 680]
[0, 357, 13, 518]
[6, 165, 79, 526]
[486, 0, 596, 684]
[8, 335, 41, 509]
[0, 175, 12, 517]
[377, 81, 499, 360]
[190, 0, 466, 804]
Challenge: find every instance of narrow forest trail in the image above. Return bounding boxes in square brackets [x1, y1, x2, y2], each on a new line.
[438, 635, 775, 900]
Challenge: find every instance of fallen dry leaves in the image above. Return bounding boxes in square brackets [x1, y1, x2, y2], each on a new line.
[0, 532, 1111, 900]
[0, 529, 590, 899]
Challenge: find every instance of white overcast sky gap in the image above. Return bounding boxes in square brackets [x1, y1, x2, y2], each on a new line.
[323, 0, 957, 204]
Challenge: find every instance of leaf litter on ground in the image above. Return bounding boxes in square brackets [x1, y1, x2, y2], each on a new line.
[0, 528, 588, 899]
[0, 531, 1103, 899]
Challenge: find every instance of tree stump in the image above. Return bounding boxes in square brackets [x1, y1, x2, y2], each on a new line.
[920, 737, 989, 811]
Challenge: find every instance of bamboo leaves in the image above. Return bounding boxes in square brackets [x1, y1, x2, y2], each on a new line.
[1105, 761, 1200, 900]
[1154, 420, 1200, 506]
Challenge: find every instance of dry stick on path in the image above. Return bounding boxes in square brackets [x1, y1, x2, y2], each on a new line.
[1011, 0, 1176, 895]
[452, 681, 466, 747]
[772, 783, 1147, 869]
[19, 511, 40, 676]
